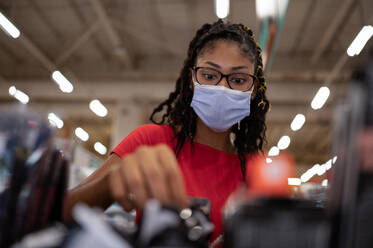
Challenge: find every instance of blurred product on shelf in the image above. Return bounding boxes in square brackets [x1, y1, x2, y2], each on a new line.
[224, 197, 330, 248]
[329, 51, 373, 248]
[299, 183, 328, 207]
[11, 198, 213, 248]
[0, 109, 69, 247]
[223, 154, 330, 248]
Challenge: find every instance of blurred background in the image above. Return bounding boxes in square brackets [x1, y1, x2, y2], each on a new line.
[0, 0, 372, 185]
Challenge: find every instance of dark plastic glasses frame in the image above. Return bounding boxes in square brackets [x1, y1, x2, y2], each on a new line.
[193, 66, 257, 92]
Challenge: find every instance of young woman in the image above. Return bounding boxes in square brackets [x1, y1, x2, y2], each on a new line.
[66, 19, 270, 243]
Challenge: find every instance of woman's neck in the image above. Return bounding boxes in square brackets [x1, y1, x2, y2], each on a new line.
[194, 118, 236, 154]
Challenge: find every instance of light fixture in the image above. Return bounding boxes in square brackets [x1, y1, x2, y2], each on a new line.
[89, 99, 108, 117]
[8, 86, 29, 104]
[75, 127, 89, 142]
[48, 113, 64, 129]
[215, 0, 230, 19]
[0, 11, 20, 38]
[300, 164, 319, 183]
[326, 159, 332, 170]
[316, 163, 327, 176]
[51, 71, 74, 93]
[288, 178, 301, 186]
[311, 86, 330, 110]
[290, 114, 306, 131]
[266, 158, 273, 164]
[347, 25, 373, 57]
[300, 170, 314, 183]
[309, 164, 320, 175]
[94, 142, 107, 155]
[268, 146, 280, 156]
[277, 135, 290, 150]
[255, 0, 289, 19]
[322, 179, 328, 187]
[333, 156, 337, 164]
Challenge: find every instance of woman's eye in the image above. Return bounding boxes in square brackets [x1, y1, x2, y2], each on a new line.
[231, 78, 247, 84]
[203, 74, 217, 80]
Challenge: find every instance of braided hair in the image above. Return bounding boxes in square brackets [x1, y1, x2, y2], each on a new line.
[150, 19, 270, 180]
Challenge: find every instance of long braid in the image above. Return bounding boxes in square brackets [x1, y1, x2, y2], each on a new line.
[150, 20, 270, 181]
[232, 25, 270, 179]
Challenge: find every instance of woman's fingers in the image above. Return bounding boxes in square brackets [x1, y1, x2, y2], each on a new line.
[122, 154, 149, 209]
[136, 146, 170, 206]
[108, 166, 135, 211]
[108, 144, 188, 210]
[155, 144, 189, 207]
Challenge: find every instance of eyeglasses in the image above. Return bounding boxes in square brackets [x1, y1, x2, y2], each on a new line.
[192, 66, 256, 92]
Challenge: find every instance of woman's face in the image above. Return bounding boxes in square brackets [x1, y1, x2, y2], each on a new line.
[194, 40, 256, 92]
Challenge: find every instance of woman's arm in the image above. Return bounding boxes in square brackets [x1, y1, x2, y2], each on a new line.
[64, 145, 188, 222]
[64, 154, 122, 221]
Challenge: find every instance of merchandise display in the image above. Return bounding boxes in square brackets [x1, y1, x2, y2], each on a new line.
[0, 110, 68, 247]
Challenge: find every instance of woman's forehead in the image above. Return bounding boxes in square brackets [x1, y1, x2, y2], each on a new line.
[196, 40, 255, 72]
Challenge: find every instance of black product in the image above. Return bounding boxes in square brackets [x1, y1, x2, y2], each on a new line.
[0, 110, 69, 248]
[224, 197, 330, 248]
[135, 197, 213, 248]
[329, 52, 373, 248]
[59, 198, 213, 248]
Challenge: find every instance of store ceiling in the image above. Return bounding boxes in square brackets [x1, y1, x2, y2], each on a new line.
[0, 0, 372, 173]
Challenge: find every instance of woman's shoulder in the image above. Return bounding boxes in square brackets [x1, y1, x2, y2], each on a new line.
[128, 123, 175, 145]
[135, 123, 173, 137]
[111, 124, 175, 158]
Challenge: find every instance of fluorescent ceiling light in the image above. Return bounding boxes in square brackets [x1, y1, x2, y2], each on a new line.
[89, 99, 108, 117]
[300, 170, 313, 183]
[290, 114, 306, 131]
[333, 156, 337, 164]
[309, 164, 320, 175]
[48, 112, 64, 129]
[215, 0, 230, 19]
[75, 127, 89, 142]
[326, 159, 332, 170]
[256, 0, 288, 19]
[300, 164, 319, 183]
[322, 179, 328, 187]
[347, 25, 373, 57]
[0, 12, 20, 38]
[266, 158, 273, 163]
[268, 146, 280, 156]
[316, 163, 327, 176]
[94, 142, 107, 155]
[311, 86, 330, 110]
[8, 86, 29, 104]
[51, 71, 74, 93]
[288, 178, 301, 186]
[277, 135, 290, 150]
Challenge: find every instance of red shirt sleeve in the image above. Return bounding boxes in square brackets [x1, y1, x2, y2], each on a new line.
[111, 124, 175, 158]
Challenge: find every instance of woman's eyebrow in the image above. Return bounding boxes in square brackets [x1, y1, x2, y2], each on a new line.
[204, 61, 249, 70]
[204, 61, 221, 68]
[231, 66, 249, 70]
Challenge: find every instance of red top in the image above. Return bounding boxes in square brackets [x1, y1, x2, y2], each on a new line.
[111, 124, 245, 242]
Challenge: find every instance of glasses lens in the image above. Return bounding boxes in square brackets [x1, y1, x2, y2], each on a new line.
[228, 73, 255, 91]
[196, 68, 221, 85]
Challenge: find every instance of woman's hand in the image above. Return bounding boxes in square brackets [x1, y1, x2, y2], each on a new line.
[108, 144, 189, 211]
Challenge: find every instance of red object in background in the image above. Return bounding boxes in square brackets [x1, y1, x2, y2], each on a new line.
[246, 153, 295, 198]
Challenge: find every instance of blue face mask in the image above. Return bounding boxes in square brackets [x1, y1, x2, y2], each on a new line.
[190, 82, 252, 132]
